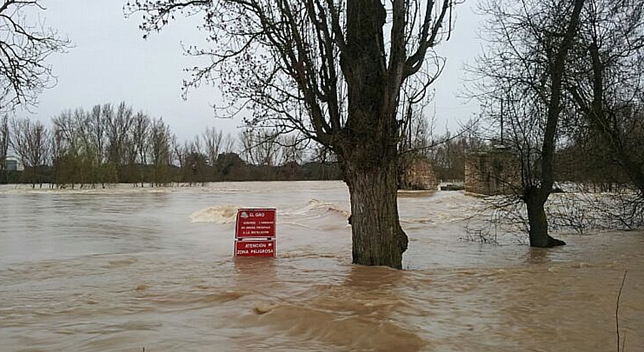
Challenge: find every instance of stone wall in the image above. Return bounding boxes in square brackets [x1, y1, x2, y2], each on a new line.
[464, 149, 520, 195]
[400, 157, 439, 190]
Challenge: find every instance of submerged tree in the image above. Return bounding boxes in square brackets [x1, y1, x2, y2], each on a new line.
[474, 0, 585, 247]
[0, 0, 70, 112]
[127, 0, 459, 268]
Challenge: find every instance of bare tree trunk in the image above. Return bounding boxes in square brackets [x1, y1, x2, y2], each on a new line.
[525, 190, 565, 247]
[345, 156, 407, 268]
[524, 0, 584, 247]
[336, 0, 409, 268]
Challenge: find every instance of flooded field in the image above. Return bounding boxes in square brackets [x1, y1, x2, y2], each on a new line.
[0, 181, 642, 351]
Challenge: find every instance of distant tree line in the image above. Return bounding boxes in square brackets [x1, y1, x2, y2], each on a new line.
[3, 99, 639, 192]
[0, 103, 341, 187]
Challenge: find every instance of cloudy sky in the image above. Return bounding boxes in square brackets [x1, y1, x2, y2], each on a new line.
[26, 1, 484, 143]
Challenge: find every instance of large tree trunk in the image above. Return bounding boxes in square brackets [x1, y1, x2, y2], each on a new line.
[344, 156, 408, 269]
[525, 189, 565, 248]
[336, 0, 407, 268]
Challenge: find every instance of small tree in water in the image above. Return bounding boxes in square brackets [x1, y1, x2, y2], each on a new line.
[126, 0, 459, 268]
[472, 0, 585, 247]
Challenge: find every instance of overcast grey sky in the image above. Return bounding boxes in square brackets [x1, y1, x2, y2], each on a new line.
[26, 1, 483, 143]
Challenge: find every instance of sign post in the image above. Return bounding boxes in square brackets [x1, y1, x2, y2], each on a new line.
[234, 208, 276, 257]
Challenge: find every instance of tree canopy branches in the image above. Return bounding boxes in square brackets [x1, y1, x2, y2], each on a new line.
[472, 0, 586, 247]
[126, 0, 459, 150]
[0, 0, 70, 112]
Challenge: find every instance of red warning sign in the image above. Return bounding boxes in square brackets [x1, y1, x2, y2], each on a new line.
[235, 208, 276, 238]
[234, 240, 276, 257]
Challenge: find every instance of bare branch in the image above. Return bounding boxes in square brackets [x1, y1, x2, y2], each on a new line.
[0, 0, 70, 112]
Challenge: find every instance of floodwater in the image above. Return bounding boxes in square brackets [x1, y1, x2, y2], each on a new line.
[0, 181, 642, 352]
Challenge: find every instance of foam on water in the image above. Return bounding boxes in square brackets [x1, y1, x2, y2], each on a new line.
[281, 199, 350, 218]
[190, 198, 350, 225]
[190, 205, 239, 224]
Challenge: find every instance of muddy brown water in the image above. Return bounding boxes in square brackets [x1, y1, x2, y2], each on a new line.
[0, 181, 642, 351]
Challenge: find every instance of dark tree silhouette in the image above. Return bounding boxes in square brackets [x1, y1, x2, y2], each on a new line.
[149, 117, 173, 186]
[10, 117, 49, 187]
[568, 0, 644, 197]
[126, 0, 459, 268]
[0, 0, 70, 111]
[473, 0, 585, 247]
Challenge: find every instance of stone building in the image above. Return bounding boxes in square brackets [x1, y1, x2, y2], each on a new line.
[464, 147, 520, 195]
[399, 156, 439, 190]
[3, 156, 23, 171]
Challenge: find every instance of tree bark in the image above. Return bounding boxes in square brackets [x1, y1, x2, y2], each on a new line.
[523, 0, 583, 248]
[525, 189, 566, 247]
[344, 155, 408, 268]
[336, 0, 407, 268]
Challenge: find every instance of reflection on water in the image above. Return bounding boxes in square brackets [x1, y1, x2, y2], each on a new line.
[0, 182, 642, 351]
[525, 247, 555, 264]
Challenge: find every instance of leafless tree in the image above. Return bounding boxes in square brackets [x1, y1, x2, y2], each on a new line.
[310, 142, 337, 164]
[473, 0, 585, 247]
[149, 117, 173, 186]
[567, 0, 644, 196]
[203, 125, 236, 179]
[127, 0, 460, 268]
[10, 117, 49, 187]
[52, 108, 104, 187]
[202, 126, 223, 168]
[87, 105, 106, 179]
[105, 102, 134, 180]
[240, 128, 283, 167]
[132, 112, 150, 166]
[51, 110, 79, 187]
[400, 105, 435, 157]
[192, 134, 203, 158]
[279, 134, 307, 166]
[0, 0, 70, 112]
[171, 136, 208, 185]
[129, 111, 151, 186]
[172, 136, 188, 171]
